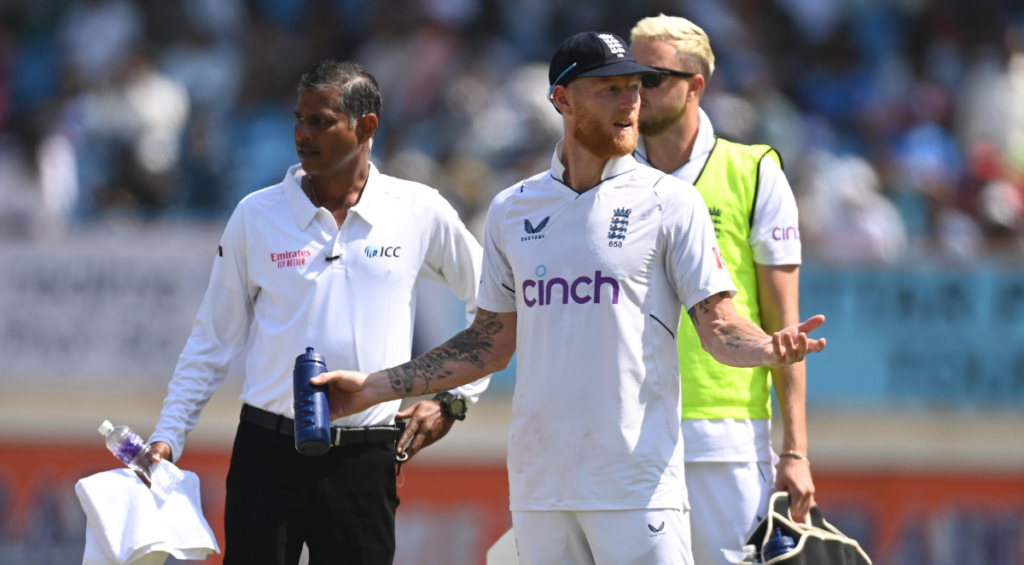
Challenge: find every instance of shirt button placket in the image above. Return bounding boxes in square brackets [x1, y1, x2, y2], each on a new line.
[330, 238, 344, 270]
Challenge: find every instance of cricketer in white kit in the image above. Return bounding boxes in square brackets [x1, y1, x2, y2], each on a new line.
[312, 32, 827, 565]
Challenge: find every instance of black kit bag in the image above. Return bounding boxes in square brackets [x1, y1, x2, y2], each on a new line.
[738, 492, 872, 564]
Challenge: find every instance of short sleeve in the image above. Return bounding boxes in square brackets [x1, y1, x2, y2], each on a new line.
[660, 180, 737, 310]
[419, 190, 483, 327]
[476, 195, 517, 313]
[418, 190, 491, 403]
[749, 157, 801, 265]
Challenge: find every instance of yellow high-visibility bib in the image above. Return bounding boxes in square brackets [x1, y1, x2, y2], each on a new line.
[679, 138, 782, 420]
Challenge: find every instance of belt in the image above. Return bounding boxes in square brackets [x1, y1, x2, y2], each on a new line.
[240, 404, 403, 447]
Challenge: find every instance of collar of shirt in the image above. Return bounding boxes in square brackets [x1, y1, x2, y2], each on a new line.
[283, 162, 389, 230]
[635, 107, 716, 182]
[549, 139, 638, 186]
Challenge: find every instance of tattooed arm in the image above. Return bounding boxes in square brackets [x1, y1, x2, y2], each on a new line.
[687, 291, 826, 368]
[312, 309, 517, 420]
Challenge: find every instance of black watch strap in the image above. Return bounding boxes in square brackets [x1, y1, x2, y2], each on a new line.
[433, 392, 467, 421]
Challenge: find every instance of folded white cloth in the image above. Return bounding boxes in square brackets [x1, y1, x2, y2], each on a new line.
[149, 459, 185, 504]
[76, 464, 220, 565]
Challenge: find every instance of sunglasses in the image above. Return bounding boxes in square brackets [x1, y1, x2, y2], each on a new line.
[641, 68, 697, 89]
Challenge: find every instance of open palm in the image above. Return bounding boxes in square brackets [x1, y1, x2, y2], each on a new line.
[763, 315, 826, 366]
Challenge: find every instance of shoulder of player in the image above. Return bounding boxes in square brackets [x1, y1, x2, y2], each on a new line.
[371, 172, 464, 231]
[756, 151, 786, 180]
[373, 171, 443, 206]
[488, 171, 549, 211]
[234, 181, 288, 222]
[644, 174, 710, 225]
[643, 171, 701, 202]
[717, 138, 785, 173]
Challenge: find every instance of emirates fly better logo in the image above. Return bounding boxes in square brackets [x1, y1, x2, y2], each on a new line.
[271, 249, 311, 269]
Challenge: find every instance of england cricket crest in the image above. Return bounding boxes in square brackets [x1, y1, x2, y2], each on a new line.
[608, 208, 631, 241]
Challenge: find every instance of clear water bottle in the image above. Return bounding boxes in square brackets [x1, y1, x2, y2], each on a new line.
[99, 420, 154, 484]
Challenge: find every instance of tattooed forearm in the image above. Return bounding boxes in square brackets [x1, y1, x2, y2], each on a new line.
[717, 320, 769, 349]
[387, 310, 506, 396]
[688, 295, 714, 327]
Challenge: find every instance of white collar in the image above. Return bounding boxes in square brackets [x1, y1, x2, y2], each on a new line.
[284, 162, 387, 230]
[635, 107, 716, 168]
[550, 139, 638, 187]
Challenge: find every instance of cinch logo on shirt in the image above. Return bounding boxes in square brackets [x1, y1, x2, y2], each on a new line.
[365, 245, 401, 258]
[522, 266, 620, 307]
[271, 250, 311, 268]
[772, 226, 800, 241]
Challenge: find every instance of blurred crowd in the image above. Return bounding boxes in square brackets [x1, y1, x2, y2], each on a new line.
[1, 0, 1024, 263]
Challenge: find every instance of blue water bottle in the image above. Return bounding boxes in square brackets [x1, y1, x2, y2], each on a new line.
[293, 347, 332, 456]
[764, 528, 796, 561]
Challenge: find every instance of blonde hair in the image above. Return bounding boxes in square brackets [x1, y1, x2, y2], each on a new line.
[630, 14, 715, 80]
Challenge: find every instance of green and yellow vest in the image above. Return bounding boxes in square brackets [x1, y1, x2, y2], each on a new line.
[678, 138, 783, 420]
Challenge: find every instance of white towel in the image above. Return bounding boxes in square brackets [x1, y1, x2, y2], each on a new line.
[76, 464, 220, 565]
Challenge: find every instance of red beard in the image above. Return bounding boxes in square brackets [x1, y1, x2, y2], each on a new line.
[572, 106, 638, 160]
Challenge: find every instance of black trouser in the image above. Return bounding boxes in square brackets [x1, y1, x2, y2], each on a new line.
[223, 420, 400, 565]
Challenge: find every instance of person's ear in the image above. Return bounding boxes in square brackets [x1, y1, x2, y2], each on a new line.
[552, 85, 573, 116]
[355, 113, 378, 145]
[688, 75, 706, 101]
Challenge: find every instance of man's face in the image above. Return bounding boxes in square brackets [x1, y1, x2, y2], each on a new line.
[631, 39, 694, 137]
[293, 88, 360, 175]
[566, 74, 642, 159]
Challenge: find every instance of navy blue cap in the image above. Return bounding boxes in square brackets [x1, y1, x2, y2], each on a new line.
[295, 346, 326, 366]
[548, 32, 658, 92]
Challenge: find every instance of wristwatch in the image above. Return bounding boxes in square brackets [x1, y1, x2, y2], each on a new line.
[433, 392, 467, 421]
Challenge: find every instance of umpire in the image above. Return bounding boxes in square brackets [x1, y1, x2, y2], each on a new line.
[147, 60, 488, 564]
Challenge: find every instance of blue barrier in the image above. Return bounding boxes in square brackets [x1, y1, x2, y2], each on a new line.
[801, 266, 1024, 408]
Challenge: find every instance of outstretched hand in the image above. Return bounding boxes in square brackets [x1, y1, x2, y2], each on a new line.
[310, 370, 376, 420]
[762, 315, 826, 367]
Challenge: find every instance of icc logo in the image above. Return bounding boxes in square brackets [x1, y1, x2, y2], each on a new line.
[365, 245, 401, 258]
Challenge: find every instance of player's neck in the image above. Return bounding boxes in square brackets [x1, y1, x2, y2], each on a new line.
[560, 136, 613, 194]
[304, 150, 372, 227]
[642, 106, 700, 174]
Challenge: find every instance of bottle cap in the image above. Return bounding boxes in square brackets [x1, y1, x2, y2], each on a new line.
[295, 347, 326, 367]
[764, 528, 796, 560]
[98, 420, 114, 436]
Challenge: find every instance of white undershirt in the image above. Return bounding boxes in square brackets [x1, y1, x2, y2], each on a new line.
[636, 109, 801, 463]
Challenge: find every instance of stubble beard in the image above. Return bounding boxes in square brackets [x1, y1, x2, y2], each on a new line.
[639, 99, 688, 137]
[572, 107, 639, 160]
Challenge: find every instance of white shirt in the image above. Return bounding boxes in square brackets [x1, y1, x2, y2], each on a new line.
[636, 108, 801, 463]
[477, 143, 736, 511]
[151, 163, 487, 462]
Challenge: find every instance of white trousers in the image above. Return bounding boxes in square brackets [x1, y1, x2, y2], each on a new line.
[685, 461, 775, 565]
[511, 508, 693, 565]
